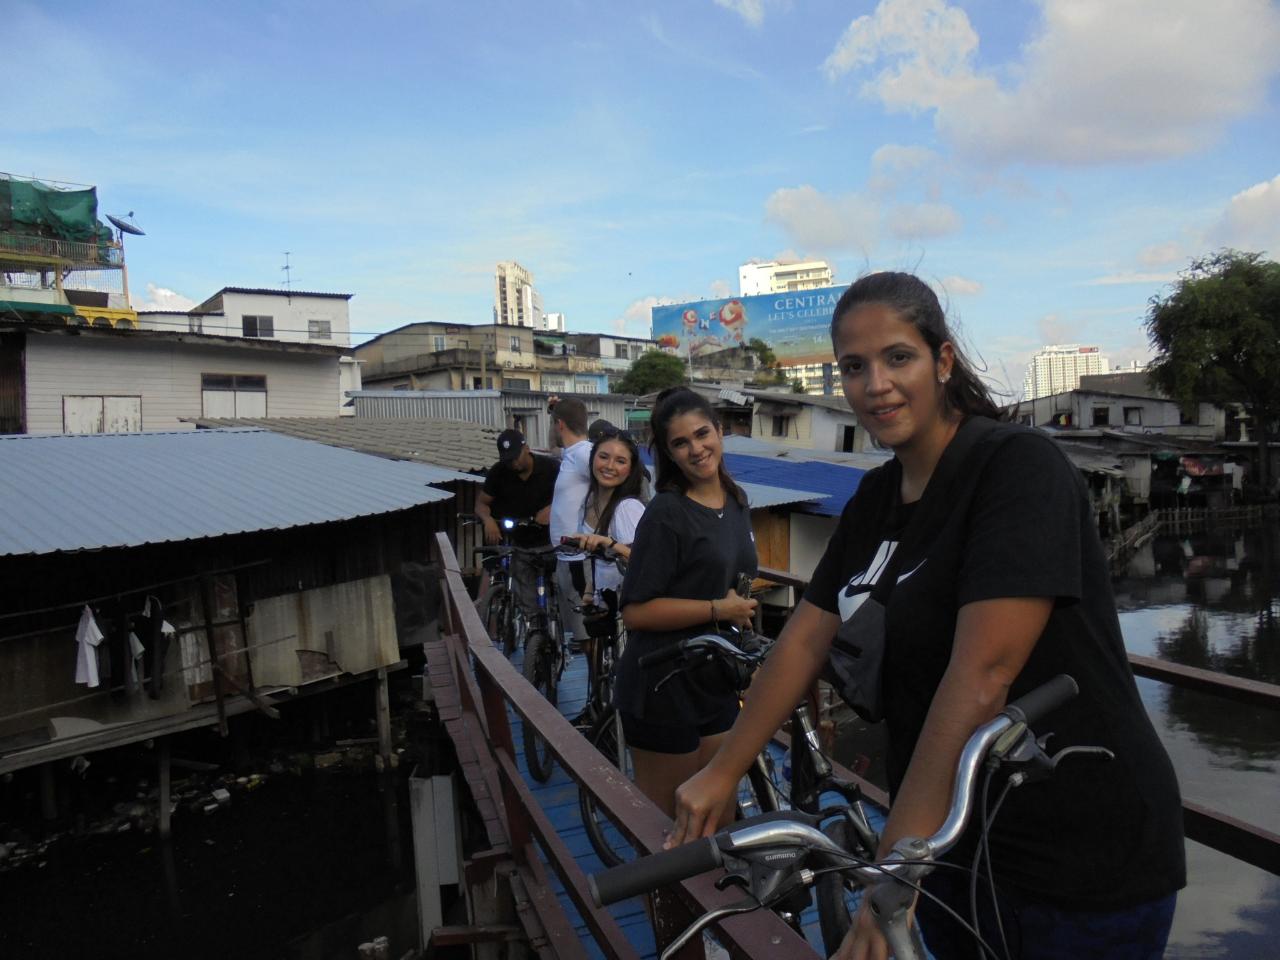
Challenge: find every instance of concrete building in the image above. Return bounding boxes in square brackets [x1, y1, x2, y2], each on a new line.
[1022, 344, 1110, 400]
[355, 321, 633, 394]
[494, 261, 543, 328]
[777, 360, 837, 395]
[542, 312, 567, 333]
[739, 259, 834, 296]
[746, 390, 869, 453]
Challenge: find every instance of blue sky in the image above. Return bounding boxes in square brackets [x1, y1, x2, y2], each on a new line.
[7, 0, 1280, 397]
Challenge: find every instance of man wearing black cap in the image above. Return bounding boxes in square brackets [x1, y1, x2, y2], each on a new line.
[477, 429, 560, 619]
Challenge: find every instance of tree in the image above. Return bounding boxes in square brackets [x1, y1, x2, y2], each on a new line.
[1146, 250, 1280, 490]
[612, 350, 686, 395]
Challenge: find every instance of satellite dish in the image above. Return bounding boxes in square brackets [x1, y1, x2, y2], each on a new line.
[107, 213, 145, 236]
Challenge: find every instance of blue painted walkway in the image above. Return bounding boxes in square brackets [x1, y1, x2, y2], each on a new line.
[504, 640, 887, 959]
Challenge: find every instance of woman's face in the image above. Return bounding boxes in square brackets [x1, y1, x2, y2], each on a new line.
[664, 411, 722, 485]
[834, 302, 954, 453]
[592, 439, 633, 489]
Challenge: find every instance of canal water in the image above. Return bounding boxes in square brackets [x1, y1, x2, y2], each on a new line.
[1112, 520, 1280, 958]
[832, 517, 1280, 958]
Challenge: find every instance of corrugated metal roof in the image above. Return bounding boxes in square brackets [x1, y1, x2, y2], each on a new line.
[737, 480, 827, 510]
[0, 429, 456, 558]
[723, 452, 866, 517]
[192, 416, 496, 475]
[635, 451, 833, 512]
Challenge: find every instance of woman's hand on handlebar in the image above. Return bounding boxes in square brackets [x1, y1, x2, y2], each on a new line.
[578, 533, 613, 554]
[836, 899, 899, 960]
[716, 589, 757, 630]
[666, 764, 738, 849]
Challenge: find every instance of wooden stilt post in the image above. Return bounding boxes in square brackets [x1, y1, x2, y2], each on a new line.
[375, 667, 392, 763]
[158, 736, 172, 839]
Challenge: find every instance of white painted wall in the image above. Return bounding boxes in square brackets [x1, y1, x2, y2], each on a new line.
[199, 291, 351, 346]
[789, 512, 839, 583]
[24, 335, 343, 433]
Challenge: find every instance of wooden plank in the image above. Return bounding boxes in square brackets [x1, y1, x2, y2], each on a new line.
[433, 532, 815, 960]
[491, 746, 640, 960]
[1184, 800, 1280, 877]
[1128, 654, 1280, 710]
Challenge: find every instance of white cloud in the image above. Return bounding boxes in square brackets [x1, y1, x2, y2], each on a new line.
[135, 283, 197, 312]
[764, 184, 960, 252]
[713, 0, 765, 27]
[939, 275, 982, 296]
[886, 201, 961, 239]
[1210, 173, 1280, 255]
[709, 278, 732, 299]
[613, 295, 677, 338]
[1085, 272, 1180, 287]
[1138, 242, 1185, 268]
[868, 144, 944, 196]
[824, 0, 1280, 165]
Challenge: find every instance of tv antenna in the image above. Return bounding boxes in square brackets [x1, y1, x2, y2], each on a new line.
[281, 251, 295, 291]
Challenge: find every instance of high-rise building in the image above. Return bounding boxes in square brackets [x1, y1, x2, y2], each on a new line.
[1022, 344, 1110, 400]
[739, 259, 834, 296]
[494, 261, 544, 328]
[541, 312, 566, 333]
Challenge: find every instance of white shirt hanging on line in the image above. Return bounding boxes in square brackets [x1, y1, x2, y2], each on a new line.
[74, 605, 106, 687]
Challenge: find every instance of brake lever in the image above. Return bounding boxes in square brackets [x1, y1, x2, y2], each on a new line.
[658, 897, 762, 960]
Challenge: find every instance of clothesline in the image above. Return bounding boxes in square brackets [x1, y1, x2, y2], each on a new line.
[0, 629, 302, 727]
[0, 558, 272, 624]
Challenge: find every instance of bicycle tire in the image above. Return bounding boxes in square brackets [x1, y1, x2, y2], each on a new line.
[579, 706, 631, 867]
[522, 629, 558, 782]
[815, 818, 855, 956]
[481, 586, 515, 654]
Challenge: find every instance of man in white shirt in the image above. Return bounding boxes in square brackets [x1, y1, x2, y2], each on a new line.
[548, 397, 591, 647]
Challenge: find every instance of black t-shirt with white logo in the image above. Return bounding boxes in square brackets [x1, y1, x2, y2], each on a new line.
[805, 420, 1185, 909]
[481, 454, 559, 547]
[616, 490, 757, 725]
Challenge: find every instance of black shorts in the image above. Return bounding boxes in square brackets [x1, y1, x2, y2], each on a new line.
[620, 698, 739, 754]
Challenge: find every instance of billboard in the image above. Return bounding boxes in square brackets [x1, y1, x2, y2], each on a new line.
[650, 284, 845, 365]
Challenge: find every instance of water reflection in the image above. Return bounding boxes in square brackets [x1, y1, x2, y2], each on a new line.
[1113, 520, 1280, 958]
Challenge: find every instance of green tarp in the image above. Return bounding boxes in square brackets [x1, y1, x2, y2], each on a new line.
[0, 177, 113, 243]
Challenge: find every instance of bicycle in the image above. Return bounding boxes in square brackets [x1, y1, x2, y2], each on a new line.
[463, 514, 543, 656]
[518, 540, 577, 782]
[590, 674, 1110, 960]
[579, 630, 877, 950]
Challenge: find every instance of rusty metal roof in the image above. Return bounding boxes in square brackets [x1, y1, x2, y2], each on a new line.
[0, 428, 460, 557]
[190, 416, 498, 474]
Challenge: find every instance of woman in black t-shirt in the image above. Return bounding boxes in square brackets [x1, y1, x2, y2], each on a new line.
[668, 273, 1185, 959]
[617, 387, 758, 822]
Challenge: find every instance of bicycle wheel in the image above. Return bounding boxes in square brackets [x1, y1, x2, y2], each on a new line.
[815, 818, 855, 956]
[481, 585, 514, 653]
[579, 706, 632, 867]
[522, 629, 558, 782]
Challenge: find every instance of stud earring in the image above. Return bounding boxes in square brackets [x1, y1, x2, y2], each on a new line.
[938, 374, 949, 385]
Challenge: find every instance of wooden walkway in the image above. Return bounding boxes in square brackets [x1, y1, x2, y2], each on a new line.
[426, 533, 893, 959]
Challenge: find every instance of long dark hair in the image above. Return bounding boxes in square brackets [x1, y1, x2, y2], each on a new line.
[585, 431, 648, 535]
[649, 387, 748, 507]
[831, 271, 1002, 420]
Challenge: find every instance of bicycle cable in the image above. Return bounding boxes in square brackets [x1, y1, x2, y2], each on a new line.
[801, 849, 1004, 960]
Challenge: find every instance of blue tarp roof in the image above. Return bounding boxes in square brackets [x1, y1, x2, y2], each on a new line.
[635, 449, 864, 517]
[723, 452, 864, 517]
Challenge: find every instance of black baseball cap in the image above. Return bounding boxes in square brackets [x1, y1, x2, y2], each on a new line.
[496, 428, 526, 462]
[587, 418, 614, 443]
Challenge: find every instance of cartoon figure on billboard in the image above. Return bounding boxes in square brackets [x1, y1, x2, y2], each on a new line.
[718, 299, 748, 343]
[656, 333, 681, 353]
[681, 309, 699, 336]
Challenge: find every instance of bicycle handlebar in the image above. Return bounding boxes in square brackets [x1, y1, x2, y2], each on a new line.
[590, 674, 1082, 911]
[590, 836, 723, 906]
[637, 632, 762, 671]
[1003, 673, 1078, 727]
